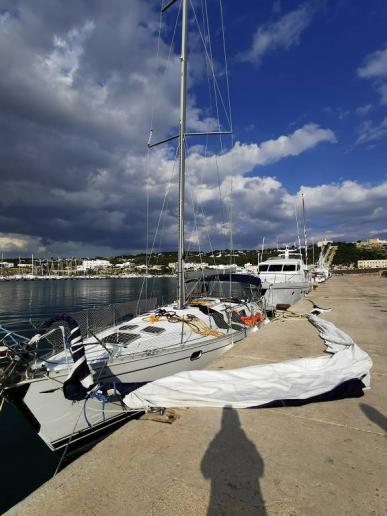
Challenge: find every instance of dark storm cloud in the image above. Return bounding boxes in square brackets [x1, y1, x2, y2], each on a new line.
[0, 0, 182, 255]
[1, 1, 386, 257]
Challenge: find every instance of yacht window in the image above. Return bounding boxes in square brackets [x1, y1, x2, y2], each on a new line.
[141, 326, 165, 335]
[283, 264, 296, 271]
[268, 264, 283, 272]
[296, 264, 301, 271]
[120, 324, 138, 330]
[258, 265, 269, 272]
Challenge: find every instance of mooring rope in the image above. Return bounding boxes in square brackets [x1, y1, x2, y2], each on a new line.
[143, 309, 224, 337]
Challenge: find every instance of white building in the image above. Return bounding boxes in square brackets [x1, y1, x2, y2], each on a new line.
[77, 259, 112, 271]
[168, 262, 209, 271]
[184, 262, 209, 271]
[358, 259, 387, 269]
[115, 261, 134, 269]
[356, 238, 387, 248]
[0, 262, 13, 268]
[135, 264, 148, 271]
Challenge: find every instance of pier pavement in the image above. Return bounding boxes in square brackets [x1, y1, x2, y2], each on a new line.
[8, 274, 387, 515]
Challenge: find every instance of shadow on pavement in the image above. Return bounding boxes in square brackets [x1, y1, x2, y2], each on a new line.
[360, 403, 387, 435]
[201, 408, 266, 515]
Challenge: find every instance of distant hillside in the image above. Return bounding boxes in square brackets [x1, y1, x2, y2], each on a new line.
[332, 242, 387, 267]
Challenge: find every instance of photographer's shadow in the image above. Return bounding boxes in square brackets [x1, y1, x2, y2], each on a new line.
[201, 408, 266, 515]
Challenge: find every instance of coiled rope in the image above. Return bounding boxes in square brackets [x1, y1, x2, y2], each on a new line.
[143, 309, 224, 337]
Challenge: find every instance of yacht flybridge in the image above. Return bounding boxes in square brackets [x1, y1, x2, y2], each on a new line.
[0, 0, 265, 452]
[257, 247, 310, 310]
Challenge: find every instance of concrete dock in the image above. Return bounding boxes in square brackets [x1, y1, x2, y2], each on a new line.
[8, 275, 387, 515]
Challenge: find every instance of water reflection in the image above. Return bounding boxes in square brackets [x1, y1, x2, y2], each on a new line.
[201, 408, 266, 515]
[0, 277, 176, 511]
[0, 277, 176, 329]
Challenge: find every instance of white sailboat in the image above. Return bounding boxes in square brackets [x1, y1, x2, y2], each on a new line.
[312, 245, 331, 283]
[0, 0, 264, 452]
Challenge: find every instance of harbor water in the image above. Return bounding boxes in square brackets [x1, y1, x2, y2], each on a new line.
[0, 277, 176, 513]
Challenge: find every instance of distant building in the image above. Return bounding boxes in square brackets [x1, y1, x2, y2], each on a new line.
[0, 262, 13, 268]
[168, 262, 209, 271]
[358, 259, 387, 269]
[115, 261, 134, 269]
[184, 262, 209, 271]
[356, 238, 387, 248]
[135, 264, 148, 271]
[368, 238, 387, 245]
[77, 259, 112, 271]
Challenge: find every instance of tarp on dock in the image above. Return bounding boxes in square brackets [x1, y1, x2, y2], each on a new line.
[123, 315, 372, 410]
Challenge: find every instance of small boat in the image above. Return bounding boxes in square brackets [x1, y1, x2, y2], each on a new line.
[257, 247, 310, 311]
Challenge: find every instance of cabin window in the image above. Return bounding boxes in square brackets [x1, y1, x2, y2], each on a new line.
[283, 264, 296, 271]
[258, 265, 269, 272]
[268, 264, 283, 272]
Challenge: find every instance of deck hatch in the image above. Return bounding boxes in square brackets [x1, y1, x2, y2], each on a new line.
[101, 333, 140, 345]
[120, 324, 139, 330]
[141, 326, 166, 335]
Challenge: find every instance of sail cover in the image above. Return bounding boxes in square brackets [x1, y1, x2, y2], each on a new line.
[187, 273, 261, 288]
[122, 315, 372, 410]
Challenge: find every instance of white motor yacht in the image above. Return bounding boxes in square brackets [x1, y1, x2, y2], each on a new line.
[257, 248, 310, 311]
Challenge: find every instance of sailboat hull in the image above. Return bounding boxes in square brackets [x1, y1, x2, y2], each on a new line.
[18, 329, 249, 451]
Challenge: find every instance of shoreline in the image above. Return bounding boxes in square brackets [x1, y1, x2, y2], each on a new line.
[0, 274, 175, 281]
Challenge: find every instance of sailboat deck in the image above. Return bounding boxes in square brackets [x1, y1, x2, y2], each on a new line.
[42, 300, 255, 373]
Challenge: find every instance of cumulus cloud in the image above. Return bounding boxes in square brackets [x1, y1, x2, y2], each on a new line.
[0, 1, 386, 257]
[358, 47, 387, 79]
[357, 45, 387, 105]
[242, 3, 315, 65]
[0, 234, 30, 252]
[187, 124, 336, 184]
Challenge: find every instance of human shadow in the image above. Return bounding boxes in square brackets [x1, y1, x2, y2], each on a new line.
[360, 403, 387, 435]
[201, 408, 266, 515]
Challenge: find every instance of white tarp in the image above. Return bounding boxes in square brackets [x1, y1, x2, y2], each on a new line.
[123, 314, 372, 410]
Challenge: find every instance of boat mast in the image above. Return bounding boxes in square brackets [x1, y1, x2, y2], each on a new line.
[155, 0, 230, 307]
[301, 193, 308, 267]
[177, 0, 188, 309]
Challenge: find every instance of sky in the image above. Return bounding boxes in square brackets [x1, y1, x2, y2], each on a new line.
[0, 0, 387, 257]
